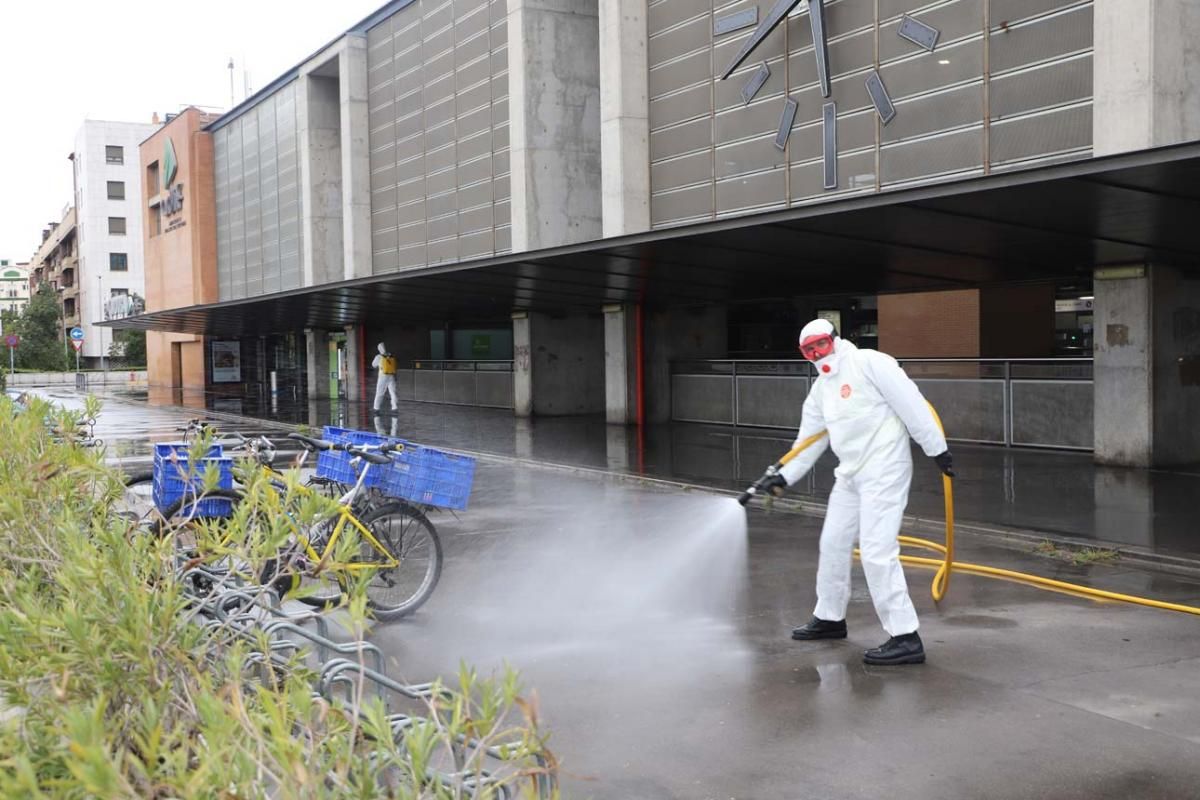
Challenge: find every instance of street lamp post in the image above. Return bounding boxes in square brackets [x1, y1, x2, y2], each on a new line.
[97, 275, 105, 373]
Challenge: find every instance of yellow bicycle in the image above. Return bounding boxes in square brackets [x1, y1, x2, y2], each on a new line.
[157, 432, 442, 620]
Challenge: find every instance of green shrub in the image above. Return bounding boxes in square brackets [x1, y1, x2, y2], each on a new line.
[0, 396, 556, 798]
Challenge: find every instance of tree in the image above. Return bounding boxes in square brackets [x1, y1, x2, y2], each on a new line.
[108, 329, 147, 365]
[14, 285, 68, 372]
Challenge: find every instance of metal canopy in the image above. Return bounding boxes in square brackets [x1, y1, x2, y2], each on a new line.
[110, 141, 1200, 337]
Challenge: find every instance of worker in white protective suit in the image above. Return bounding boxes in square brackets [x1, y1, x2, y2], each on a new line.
[757, 319, 954, 665]
[371, 342, 399, 412]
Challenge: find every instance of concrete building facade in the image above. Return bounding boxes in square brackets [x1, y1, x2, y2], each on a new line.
[0, 261, 31, 315]
[71, 120, 160, 365]
[29, 207, 80, 337]
[125, 0, 1200, 469]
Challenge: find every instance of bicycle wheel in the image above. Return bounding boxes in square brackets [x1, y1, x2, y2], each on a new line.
[355, 501, 443, 621]
[114, 470, 156, 528]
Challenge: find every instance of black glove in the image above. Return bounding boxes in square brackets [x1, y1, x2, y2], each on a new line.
[933, 450, 954, 478]
[760, 473, 788, 497]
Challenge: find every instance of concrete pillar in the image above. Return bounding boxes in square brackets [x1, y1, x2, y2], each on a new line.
[305, 329, 330, 399]
[599, 0, 650, 237]
[1094, 264, 1200, 467]
[339, 36, 372, 280]
[603, 304, 637, 424]
[512, 309, 605, 416]
[343, 324, 363, 417]
[1094, 1, 1200, 156]
[645, 305, 728, 424]
[506, 0, 602, 251]
[298, 70, 343, 287]
[513, 313, 533, 417]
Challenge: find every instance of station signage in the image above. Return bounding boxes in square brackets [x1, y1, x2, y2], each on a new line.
[1055, 298, 1094, 313]
[161, 137, 187, 234]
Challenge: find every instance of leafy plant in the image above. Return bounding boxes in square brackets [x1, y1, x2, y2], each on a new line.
[1033, 539, 1120, 566]
[0, 395, 556, 798]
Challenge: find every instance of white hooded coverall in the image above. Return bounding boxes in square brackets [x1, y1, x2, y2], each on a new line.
[371, 344, 399, 412]
[779, 339, 947, 636]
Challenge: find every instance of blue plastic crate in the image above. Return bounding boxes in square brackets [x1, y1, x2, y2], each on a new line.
[381, 445, 476, 510]
[315, 427, 404, 488]
[153, 442, 223, 465]
[153, 456, 235, 517]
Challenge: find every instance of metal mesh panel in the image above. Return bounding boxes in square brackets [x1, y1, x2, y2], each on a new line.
[367, 0, 509, 276]
[990, 54, 1091, 120]
[879, 0, 984, 65]
[214, 80, 302, 301]
[881, 128, 983, 184]
[990, 104, 1091, 165]
[989, 4, 1092, 75]
[645, 0, 1090, 228]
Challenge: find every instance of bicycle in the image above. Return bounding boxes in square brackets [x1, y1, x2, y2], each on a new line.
[154, 432, 443, 620]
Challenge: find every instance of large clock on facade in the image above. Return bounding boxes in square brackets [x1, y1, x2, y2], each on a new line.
[716, 0, 942, 190]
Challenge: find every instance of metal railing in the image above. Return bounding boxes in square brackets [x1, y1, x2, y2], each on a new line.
[398, 360, 514, 409]
[670, 358, 1094, 451]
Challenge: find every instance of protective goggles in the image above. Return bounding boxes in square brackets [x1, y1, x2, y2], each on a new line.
[798, 334, 835, 362]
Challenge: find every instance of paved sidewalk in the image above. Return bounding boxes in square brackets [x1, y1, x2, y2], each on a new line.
[31, 388, 1200, 798]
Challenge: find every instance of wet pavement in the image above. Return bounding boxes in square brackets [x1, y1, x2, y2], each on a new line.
[90, 387, 1200, 561]
[21, 387, 1200, 798]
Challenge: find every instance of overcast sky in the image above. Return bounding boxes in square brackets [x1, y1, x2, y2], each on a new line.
[0, 0, 386, 261]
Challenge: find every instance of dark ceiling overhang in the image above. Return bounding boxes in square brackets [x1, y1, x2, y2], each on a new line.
[107, 140, 1200, 337]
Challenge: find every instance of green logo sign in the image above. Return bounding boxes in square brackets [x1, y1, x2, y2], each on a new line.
[163, 138, 178, 187]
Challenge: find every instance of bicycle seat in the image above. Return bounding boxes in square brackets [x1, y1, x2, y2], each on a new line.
[287, 432, 334, 451]
[345, 445, 392, 465]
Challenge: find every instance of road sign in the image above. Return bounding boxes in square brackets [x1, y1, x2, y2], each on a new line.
[4, 334, 18, 348]
[70, 327, 85, 342]
[71, 340, 84, 352]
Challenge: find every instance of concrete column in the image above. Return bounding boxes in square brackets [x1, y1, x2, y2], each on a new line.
[512, 309, 605, 416]
[599, 0, 650, 237]
[1094, 1, 1200, 155]
[644, 305, 728, 424]
[339, 36, 372, 280]
[1094, 264, 1200, 467]
[305, 329, 330, 399]
[506, 0, 602, 251]
[513, 313, 533, 417]
[298, 70, 344, 286]
[603, 304, 637, 424]
[343, 324, 363, 413]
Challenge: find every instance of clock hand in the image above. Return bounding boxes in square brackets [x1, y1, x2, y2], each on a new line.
[719, 0, 804, 81]
[720, 0, 832, 100]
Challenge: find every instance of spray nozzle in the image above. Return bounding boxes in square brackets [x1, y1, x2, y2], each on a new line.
[738, 464, 782, 507]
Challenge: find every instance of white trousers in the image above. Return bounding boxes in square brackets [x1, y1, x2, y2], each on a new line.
[373, 376, 398, 411]
[813, 457, 919, 637]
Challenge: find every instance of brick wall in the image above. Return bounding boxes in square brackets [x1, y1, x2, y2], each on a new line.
[878, 289, 981, 358]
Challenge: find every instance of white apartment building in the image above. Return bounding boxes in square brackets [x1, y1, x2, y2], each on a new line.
[71, 119, 159, 363]
[0, 260, 30, 315]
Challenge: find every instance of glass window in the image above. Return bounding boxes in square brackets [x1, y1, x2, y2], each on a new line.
[108, 217, 126, 235]
[146, 161, 160, 195]
[109, 253, 128, 271]
[105, 145, 124, 164]
[107, 181, 125, 200]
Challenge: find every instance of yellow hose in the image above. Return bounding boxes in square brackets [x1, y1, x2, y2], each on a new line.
[773, 405, 1200, 617]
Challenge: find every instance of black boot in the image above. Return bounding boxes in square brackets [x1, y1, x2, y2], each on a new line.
[791, 617, 848, 640]
[863, 632, 925, 665]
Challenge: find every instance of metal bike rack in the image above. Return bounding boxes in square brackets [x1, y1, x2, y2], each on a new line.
[172, 556, 555, 798]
